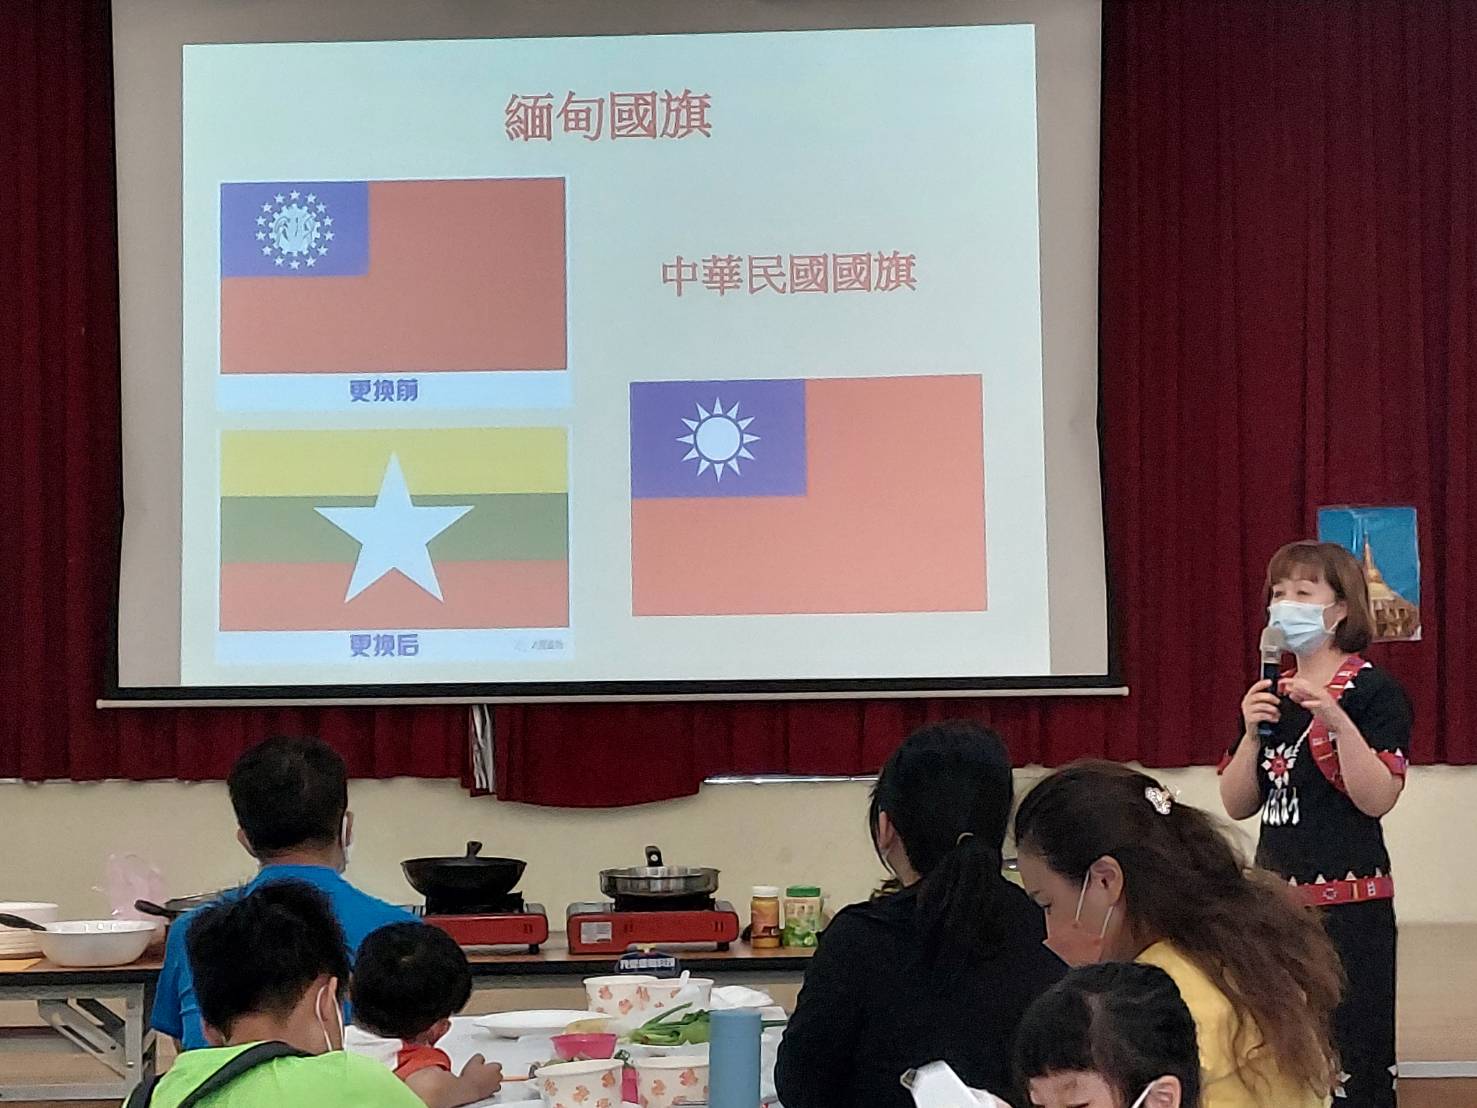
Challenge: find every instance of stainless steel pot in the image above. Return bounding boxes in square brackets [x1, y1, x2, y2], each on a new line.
[599, 845, 720, 900]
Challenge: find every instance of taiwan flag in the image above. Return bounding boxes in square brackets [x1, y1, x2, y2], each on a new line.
[629, 374, 987, 616]
[219, 427, 569, 631]
[219, 177, 566, 375]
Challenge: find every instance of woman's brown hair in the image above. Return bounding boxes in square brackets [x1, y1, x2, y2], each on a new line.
[1014, 762, 1343, 1098]
[1266, 540, 1375, 653]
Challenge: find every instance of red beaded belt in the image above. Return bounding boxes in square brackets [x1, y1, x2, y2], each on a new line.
[1293, 875, 1394, 907]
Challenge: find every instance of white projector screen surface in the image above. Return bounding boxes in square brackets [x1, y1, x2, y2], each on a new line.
[111, 1, 1110, 701]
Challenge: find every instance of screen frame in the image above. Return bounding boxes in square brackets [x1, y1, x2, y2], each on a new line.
[107, 0, 1116, 704]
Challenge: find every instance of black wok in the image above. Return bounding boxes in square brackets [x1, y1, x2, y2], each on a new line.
[402, 841, 526, 905]
[135, 890, 228, 922]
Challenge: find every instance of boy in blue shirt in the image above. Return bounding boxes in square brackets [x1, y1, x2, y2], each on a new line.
[152, 736, 417, 1049]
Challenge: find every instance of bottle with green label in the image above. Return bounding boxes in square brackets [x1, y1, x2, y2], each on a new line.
[781, 885, 824, 947]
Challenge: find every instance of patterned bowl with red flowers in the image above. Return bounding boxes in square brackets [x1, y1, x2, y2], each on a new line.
[535, 1058, 624, 1108]
[633, 1056, 709, 1108]
[583, 975, 714, 1018]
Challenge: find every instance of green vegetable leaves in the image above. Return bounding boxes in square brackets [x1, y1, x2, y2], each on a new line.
[627, 1003, 711, 1046]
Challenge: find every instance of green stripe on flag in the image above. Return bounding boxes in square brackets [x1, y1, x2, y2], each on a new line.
[221, 494, 568, 564]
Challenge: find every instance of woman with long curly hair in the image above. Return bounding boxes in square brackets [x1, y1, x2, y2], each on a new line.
[1014, 762, 1342, 1108]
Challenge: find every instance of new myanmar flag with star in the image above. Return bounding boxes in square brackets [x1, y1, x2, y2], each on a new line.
[219, 429, 568, 631]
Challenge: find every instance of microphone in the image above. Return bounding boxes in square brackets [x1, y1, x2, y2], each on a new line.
[1258, 625, 1287, 739]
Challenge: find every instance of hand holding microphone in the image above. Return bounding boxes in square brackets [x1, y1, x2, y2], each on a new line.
[1241, 625, 1287, 739]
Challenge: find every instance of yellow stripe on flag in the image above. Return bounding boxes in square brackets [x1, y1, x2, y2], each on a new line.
[221, 428, 567, 497]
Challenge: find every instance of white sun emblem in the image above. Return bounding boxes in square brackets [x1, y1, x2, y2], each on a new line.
[254, 190, 334, 271]
[677, 398, 761, 482]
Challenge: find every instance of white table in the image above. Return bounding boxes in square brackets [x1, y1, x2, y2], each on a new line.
[436, 1016, 784, 1106]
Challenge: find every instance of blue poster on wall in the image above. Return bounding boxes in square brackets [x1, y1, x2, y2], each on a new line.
[1316, 505, 1421, 642]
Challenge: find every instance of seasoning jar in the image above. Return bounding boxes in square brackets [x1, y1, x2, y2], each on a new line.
[781, 885, 824, 947]
[750, 886, 782, 948]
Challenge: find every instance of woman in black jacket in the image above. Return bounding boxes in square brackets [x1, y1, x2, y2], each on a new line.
[776, 721, 1066, 1108]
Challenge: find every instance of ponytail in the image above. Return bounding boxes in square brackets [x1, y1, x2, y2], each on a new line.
[871, 721, 1016, 961]
[916, 833, 1009, 959]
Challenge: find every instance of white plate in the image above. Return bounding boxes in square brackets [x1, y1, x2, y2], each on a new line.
[473, 1010, 595, 1039]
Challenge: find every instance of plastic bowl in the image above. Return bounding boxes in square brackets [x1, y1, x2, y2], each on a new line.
[532, 1057, 623, 1108]
[633, 1055, 710, 1108]
[583, 974, 713, 1017]
[550, 1032, 619, 1061]
[39, 921, 156, 967]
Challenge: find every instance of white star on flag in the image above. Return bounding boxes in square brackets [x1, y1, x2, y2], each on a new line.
[315, 454, 472, 602]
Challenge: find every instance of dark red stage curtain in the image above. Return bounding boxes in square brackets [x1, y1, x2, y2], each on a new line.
[4, 1, 1476, 795]
[0, 0, 466, 781]
[494, 0, 1477, 807]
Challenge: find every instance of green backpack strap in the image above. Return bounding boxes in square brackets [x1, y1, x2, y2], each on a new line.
[125, 1042, 312, 1108]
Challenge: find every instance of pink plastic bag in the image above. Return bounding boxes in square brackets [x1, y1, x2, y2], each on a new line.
[101, 853, 166, 923]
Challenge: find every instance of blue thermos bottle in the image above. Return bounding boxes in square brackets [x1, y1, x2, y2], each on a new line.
[709, 1007, 762, 1107]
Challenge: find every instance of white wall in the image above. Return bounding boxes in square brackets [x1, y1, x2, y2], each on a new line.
[1, 767, 1472, 923]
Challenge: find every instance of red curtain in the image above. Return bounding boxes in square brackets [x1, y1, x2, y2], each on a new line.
[4, 1, 1476, 795]
[0, 0, 466, 782]
[494, 0, 1477, 806]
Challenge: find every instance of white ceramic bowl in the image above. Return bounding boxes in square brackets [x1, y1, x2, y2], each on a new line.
[39, 920, 156, 967]
[533, 1057, 623, 1108]
[634, 1055, 709, 1108]
[0, 902, 59, 957]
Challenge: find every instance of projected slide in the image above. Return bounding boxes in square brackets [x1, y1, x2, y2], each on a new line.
[175, 25, 1066, 689]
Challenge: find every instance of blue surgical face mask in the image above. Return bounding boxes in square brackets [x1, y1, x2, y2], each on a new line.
[1268, 600, 1335, 656]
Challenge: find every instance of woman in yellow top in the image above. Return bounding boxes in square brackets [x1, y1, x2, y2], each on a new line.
[1015, 762, 1342, 1108]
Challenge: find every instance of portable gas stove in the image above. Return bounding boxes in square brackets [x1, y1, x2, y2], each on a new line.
[421, 892, 549, 953]
[566, 895, 741, 955]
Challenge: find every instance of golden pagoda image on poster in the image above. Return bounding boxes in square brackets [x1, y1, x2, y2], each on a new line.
[1362, 538, 1420, 641]
[1317, 506, 1421, 643]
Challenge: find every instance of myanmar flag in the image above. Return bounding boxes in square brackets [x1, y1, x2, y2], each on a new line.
[629, 374, 986, 616]
[219, 178, 566, 375]
[220, 429, 568, 631]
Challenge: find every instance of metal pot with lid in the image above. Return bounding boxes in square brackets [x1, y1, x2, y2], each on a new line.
[599, 845, 720, 900]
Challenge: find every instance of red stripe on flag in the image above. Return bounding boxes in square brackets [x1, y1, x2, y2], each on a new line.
[220, 560, 569, 630]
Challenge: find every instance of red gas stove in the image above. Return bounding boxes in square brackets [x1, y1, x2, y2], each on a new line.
[566, 896, 741, 956]
[422, 893, 549, 953]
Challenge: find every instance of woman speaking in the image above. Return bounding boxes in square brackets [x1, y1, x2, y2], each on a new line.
[1221, 541, 1412, 1108]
